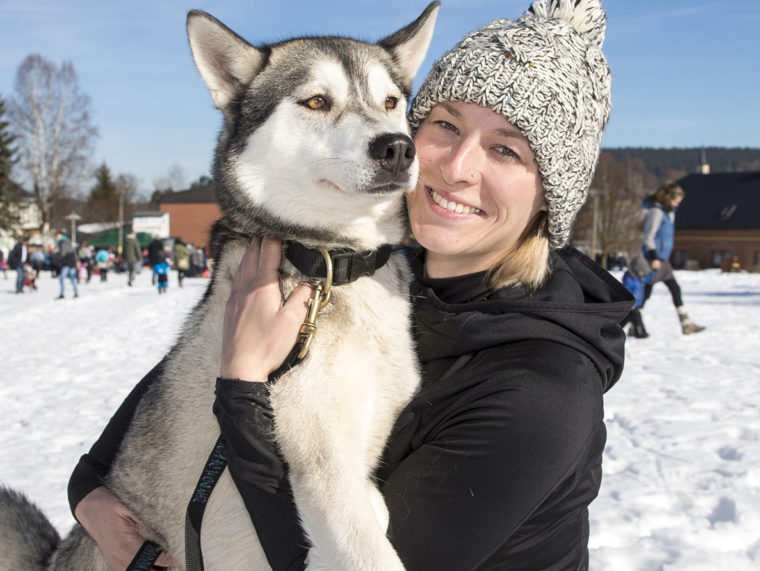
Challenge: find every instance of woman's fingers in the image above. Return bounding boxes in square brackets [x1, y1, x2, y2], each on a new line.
[258, 237, 284, 281]
[221, 237, 314, 381]
[231, 237, 262, 290]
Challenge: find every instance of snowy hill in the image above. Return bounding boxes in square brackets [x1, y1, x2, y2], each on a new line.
[1, 266, 759, 569]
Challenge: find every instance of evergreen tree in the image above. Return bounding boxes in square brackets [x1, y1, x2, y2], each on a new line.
[0, 96, 22, 232]
[85, 163, 120, 223]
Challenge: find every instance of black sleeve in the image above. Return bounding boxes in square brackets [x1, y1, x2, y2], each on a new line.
[213, 378, 308, 571]
[67, 358, 166, 517]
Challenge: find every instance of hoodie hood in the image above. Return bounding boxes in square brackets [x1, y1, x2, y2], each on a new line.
[410, 247, 633, 392]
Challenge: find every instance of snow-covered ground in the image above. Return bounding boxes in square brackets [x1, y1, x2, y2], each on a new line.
[1, 265, 759, 569]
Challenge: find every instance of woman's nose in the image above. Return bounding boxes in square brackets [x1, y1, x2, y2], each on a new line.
[440, 137, 480, 184]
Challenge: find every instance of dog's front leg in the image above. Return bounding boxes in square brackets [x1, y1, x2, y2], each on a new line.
[271, 381, 405, 571]
[287, 456, 404, 571]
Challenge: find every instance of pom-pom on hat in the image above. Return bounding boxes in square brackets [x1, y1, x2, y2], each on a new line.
[409, 0, 612, 249]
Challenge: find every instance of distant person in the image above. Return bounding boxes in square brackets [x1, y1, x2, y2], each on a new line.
[147, 236, 166, 285]
[172, 239, 190, 287]
[30, 247, 45, 277]
[0, 248, 7, 279]
[621, 255, 655, 338]
[56, 232, 79, 299]
[190, 246, 207, 277]
[47, 244, 61, 277]
[154, 260, 169, 294]
[79, 241, 94, 283]
[640, 181, 705, 334]
[8, 238, 29, 293]
[124, 231, 142, 287]
[95, 247, 111, 282]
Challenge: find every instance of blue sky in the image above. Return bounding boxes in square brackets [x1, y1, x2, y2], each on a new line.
[1, 0, 758, 196]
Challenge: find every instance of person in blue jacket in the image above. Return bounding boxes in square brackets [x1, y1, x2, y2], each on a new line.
[640, 181, 705, 334]
[153, 260, 169, 294]
[622, 255, 655, 338]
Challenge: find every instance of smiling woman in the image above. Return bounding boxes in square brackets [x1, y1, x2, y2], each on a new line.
[408, 101, 546, 281]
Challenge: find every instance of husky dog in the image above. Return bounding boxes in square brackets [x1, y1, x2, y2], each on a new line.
[0, 4, 439, 570]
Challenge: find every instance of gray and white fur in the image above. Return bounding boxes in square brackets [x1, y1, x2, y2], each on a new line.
[0, 4, 439, 569]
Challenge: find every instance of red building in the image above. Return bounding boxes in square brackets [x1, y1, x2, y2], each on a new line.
[158, 185, 221, 249]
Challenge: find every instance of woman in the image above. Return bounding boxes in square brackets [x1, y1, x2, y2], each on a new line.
[639, 180, 705, 335]
[71, 1, 633, 568]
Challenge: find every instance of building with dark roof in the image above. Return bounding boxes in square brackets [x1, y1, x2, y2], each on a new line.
[158, 184, 221, 249]
[674, 171, 760, 270]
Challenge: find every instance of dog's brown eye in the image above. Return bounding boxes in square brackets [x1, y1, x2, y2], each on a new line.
[385, 96, 398, 110]
[306, 96, 328, 110]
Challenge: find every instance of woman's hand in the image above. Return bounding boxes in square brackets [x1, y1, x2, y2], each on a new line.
[651, 259, 662, 271]
[74, 486, 177, 570]
[220, 238, 313, 381]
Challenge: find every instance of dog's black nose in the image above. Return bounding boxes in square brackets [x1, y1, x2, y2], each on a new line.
[369, 134, 415, 175]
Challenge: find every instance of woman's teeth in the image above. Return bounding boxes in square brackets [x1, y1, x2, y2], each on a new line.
[428, 187, 482, 215]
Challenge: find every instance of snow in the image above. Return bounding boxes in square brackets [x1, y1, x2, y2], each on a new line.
[1, 266, 759, 569]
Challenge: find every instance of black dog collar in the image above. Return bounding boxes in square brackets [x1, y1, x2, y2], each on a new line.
[285, 242, 392, 286]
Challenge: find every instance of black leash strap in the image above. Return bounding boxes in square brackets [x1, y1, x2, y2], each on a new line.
[185, 436, 229, 571]
[127, 540, 164, 571]
[184, 342, 306, 571]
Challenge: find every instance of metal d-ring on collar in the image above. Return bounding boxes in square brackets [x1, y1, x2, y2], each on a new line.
[297, 247, 333, 359]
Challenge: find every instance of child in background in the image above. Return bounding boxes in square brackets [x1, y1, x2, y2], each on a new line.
[154, 261, 169, 294]
[622, 255, 654, 338]
[95, 248, 110, 282]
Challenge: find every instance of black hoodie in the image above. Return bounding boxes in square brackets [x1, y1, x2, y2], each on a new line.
[69, 247, 632, 570]
[371, 246, 632, 569]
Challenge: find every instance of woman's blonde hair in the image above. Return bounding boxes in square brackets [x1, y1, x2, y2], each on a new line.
[653, 180, 685, 209]
[486, 210, 551, 291]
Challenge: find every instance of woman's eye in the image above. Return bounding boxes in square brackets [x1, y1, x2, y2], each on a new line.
[304, 96, 329, 111]
[435, 120, 459, 134]
[494, 145, 519, 159]
[385, 96, 399, 110]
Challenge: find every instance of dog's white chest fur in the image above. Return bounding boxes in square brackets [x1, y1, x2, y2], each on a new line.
[182, 240, 419, 570]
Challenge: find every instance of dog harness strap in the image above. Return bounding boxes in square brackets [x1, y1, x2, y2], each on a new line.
[184, 344, 305, 571]
[127, 540, 164, 571]
[285, 242, 392, 285]
[185, 437, 228, 571]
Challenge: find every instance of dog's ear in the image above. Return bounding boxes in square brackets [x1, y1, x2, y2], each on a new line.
[377, 2, 440, 90]
[186, 10, 267, 111]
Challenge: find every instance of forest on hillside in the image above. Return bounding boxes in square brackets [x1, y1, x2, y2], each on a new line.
[603, 147, 760, 180]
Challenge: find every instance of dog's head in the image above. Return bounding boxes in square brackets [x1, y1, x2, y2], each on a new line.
[187, 4, 439, 249]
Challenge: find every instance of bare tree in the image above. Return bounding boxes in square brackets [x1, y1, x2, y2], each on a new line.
[116, 172, 140, 222]
[572, 152, 650, 266]
[150, 164, 186, 207]
[8, 54, 98, 233]
[153, 164, 186, 194]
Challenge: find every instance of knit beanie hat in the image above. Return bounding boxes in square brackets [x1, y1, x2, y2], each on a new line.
[409, 0, 611, 249]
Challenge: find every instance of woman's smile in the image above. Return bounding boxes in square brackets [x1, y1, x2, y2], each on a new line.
[425, 186, 484, 216]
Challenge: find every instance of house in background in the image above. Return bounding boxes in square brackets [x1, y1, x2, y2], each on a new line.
[674, 171, 760, 271]
[0, 191, 43, 257]
[158, 184, 221, 249]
